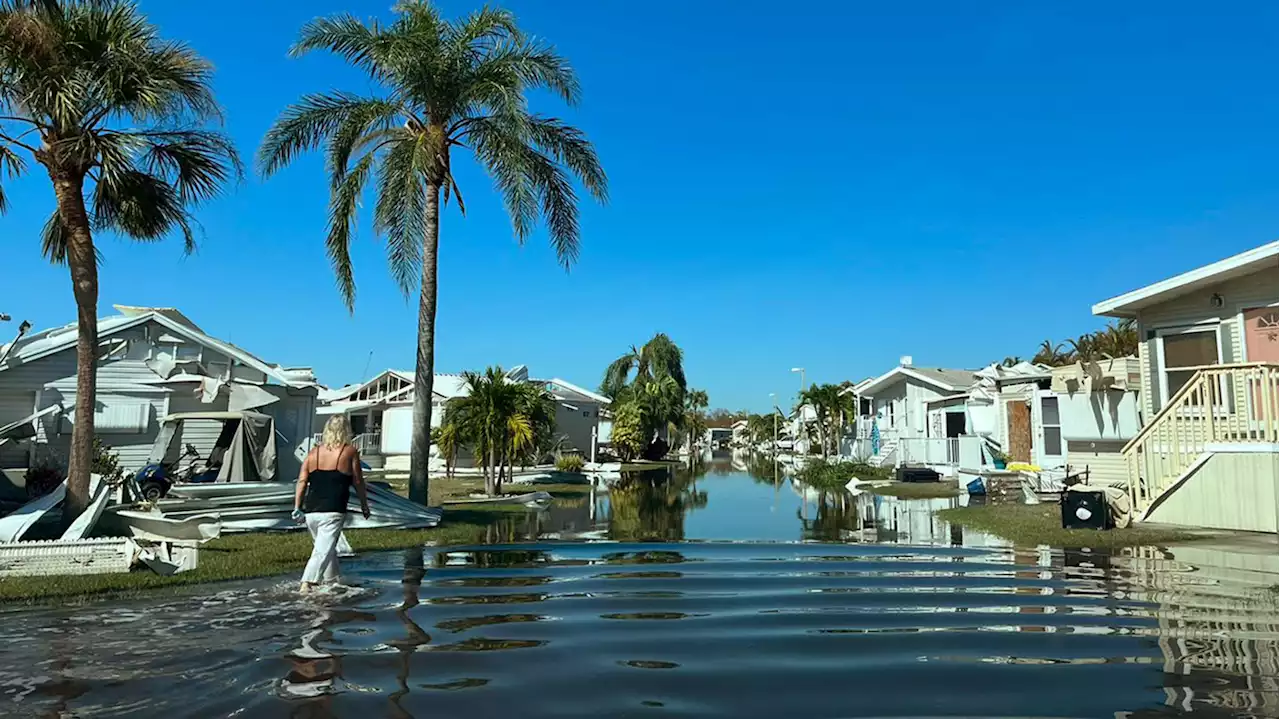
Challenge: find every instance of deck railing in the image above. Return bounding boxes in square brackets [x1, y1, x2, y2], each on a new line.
[1122, 362, 1278, 515]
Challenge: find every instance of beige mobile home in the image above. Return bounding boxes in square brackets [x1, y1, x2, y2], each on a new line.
[1093, 241, 1278, 532]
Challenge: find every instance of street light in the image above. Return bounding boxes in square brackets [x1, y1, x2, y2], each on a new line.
[790, 367, 805, 392]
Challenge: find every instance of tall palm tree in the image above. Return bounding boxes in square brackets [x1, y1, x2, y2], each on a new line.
[260, 3, 607, 504]
[0, 0, 239, 516]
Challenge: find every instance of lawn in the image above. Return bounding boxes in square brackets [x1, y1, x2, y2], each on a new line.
[936, 503, 1212, 550]
[0, 475, 598, 604]
[866, 481, 961, 499]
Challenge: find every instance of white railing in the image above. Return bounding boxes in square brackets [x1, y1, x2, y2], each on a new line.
[897, 436, 983, 468]
[354, 432, 382, 454]
[1124, 362, 1278, 514]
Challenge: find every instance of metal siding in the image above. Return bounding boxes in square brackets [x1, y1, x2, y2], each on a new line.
[1146, 451, 1279, 532]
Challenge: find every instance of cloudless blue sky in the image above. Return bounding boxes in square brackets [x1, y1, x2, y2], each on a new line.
[2, 1, 1275, 411]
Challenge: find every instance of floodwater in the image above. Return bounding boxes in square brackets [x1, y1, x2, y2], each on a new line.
[1, 455, 1277, 718]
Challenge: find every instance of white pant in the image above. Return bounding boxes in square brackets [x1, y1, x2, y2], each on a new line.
[302, 512, 346, 585]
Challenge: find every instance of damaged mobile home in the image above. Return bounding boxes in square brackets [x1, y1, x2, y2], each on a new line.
[0, 306, 442, 578]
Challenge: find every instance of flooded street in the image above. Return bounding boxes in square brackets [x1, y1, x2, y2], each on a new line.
[1, 456, 1276, 717]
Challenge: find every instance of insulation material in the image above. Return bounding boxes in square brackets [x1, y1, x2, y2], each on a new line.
[199, 376, 225, 403]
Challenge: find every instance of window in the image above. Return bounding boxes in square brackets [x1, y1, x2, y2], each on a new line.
[173, 343, 202, 361]
[583, 411, 591, 417]
[1158, 326, 1221, 405]
[1040, 397, 1062, 456]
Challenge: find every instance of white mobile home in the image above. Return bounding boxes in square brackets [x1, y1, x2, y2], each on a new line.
[1093, 241, 1278, 532]
[316, 365, 611, 469]
[1048, 358, 1143, 488]
[855, 359, 980, 471]
[0, 306, 318, 484]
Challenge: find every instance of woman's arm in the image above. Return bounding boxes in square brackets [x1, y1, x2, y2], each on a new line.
[294, 449, 314, 513]
[352, 447, 370, 518]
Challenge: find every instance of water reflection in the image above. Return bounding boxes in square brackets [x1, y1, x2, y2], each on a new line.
[0, 455, 1276, 717]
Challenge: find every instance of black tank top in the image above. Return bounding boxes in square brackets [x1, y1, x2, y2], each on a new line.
[303, 450, 353, 514]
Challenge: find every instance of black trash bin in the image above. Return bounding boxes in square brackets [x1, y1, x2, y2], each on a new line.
[1060, 489, 1112, 530]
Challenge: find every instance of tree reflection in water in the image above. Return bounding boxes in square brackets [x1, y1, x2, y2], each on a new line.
[608, 468, 708, 541]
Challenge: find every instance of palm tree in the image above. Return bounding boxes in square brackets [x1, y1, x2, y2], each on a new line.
[601, 333, 687, 400]
[1032, 340, 1068, 366]
[260, 3, 607, 504]
[443, 366, 554, 496]
[680, 388, 709, 451]
[601, 333, 688, 458]
[0, 0, 239, 516]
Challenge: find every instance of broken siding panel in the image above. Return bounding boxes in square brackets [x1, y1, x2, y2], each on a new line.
[0, 389, 36, 467]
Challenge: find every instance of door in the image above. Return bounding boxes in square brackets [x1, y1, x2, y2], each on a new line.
[1033, 392, 1064, 469]
[1243, 306, 1279, 423]
[1006, 400, 1032, 463]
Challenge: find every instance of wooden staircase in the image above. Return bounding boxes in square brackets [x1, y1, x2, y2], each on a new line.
[1123, 363, 1278, 517]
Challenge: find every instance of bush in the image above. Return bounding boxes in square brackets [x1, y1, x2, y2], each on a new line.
[611, 403, 647, 461]
[555, 454, 586, 473]
[24, 459, 63, 499]
[92, 438, 126, 484]
[795, 459, 891, 490]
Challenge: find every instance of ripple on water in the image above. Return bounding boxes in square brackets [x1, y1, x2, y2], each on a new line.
[0, 541, 1274, 718]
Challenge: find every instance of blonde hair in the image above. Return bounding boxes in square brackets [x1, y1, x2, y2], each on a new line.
[321, 415, 353, 449]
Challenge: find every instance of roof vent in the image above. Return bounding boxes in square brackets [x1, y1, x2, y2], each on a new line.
[899, 355, 913, 367]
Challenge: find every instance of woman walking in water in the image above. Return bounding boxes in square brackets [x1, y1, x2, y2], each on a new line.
[294, 415, 370, 592]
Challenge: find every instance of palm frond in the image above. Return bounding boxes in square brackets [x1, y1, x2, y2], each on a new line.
[525, 114, 607, 201]
[290, 13, 388, 75]
[0, 140, 26, 212]
[601, 350, 638, 399]
[137, 129, 241, 203]
[326, 101, 404, 186]
[325, 151, 375, 311]
[39, 209, 104, 266]
[373, 134, 429, 296]
[258, 92, 386, 177]
[92, 167, 196, 251]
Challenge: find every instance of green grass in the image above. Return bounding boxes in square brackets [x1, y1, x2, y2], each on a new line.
[936, 503, 1211, 550]
[866, 481, 961, 499]
[0, 475, 598, 604]
[795, 459, 893, 491]
[0, 507, 524, 605]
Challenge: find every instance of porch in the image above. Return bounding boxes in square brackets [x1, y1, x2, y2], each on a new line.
[1124, 362, 1278, 529]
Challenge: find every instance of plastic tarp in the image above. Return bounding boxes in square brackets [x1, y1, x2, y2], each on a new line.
[149, 412, 278, 481]
[217, 412, 277, 482]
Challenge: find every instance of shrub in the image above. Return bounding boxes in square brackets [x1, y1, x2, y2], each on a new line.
[92, 438, 127, 484]
[795, 459, 891, 490]
[555, 454, 586, 473]
[24, 459, 63, 499]
[611, 402, 647, 461]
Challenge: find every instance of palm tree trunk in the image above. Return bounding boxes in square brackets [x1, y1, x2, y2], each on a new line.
[51, 172, 96, 522]
[408, 182, 442, 505]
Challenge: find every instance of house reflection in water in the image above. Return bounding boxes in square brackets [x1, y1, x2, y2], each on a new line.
[1112, 545, 1279, 716]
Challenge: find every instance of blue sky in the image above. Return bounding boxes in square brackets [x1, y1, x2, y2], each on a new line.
[3, 1, 1274, 412]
